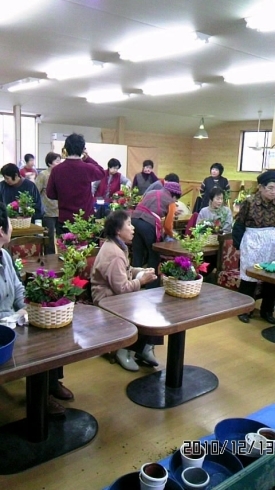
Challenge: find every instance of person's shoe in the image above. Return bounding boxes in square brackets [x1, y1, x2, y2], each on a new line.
[135, 344, 159, 367]
[260, 312, 275, 325]
[48, 395, 66, 416]
[115, 349, 139, 372]
[238, 314, 250, 324]
[49, 381, 74, 400]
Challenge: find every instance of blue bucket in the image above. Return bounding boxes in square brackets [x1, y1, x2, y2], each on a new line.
[0, 325, 16, 365]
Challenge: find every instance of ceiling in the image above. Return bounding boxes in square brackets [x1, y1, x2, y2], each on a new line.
[0, 0, 275, 135]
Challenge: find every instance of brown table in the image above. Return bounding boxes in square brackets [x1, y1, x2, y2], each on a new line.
[246, 266, 275, 284]
[0, 304, 137, 474]
[11, 223, 45, 237]
[153, 240, 218, 257]
[246, 267, 275, 344]
[99, 285, 254, 409]
[22, 253, 64, 276]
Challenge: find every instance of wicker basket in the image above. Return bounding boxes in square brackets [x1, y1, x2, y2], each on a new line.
[27, 301, 75, 329]
[10, 217, 31, 229]
[204, 234, 219, 246]
[163, 274, 203, 298]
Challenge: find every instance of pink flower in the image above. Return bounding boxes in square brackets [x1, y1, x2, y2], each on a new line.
[11, 201, 19, 209]
[72, 276, 89, 288]
[197, 262, 209, 273]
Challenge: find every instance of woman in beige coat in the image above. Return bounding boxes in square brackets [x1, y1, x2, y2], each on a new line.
[91, 210, 159, 371]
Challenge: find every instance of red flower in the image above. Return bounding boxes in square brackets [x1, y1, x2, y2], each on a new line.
[72, 276, 89, 288]
[197, 262, 209, 273]
[116, 190, 125, 196]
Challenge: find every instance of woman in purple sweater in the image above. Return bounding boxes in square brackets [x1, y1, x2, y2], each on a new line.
[46, 133, 105, 234]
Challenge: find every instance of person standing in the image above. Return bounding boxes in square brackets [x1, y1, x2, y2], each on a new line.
[46, 133, 105, 234]
[92, 158, 131, 200]
[131, 181, 182, 287]
[132, 160, 158, 195]
[200, 163, 230, 210]
[0, 164, 43, 222]
[19, 153, 38, 181]
[35, 152, 61, 254]
[232, 170, 275, 324]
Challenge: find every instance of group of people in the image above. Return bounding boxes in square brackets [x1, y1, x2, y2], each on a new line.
[2, 132, 275, 388]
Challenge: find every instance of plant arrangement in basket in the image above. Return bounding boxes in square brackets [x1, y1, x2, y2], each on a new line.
[194, 209, 228, 236]
[56, 209, 103, 251]
[180, 227, 212, 270]
[25, 268, 88, 307]
[6, 191, 35, 218]
[110, 185, 142, 211]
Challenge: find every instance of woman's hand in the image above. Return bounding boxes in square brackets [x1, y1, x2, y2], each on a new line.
[139, 271, 157, 286]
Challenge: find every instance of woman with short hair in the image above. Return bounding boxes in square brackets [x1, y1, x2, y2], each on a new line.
[200, 163, 230, 210]
[91, 210, 160, 372]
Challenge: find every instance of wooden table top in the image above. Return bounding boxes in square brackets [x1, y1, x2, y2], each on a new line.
[152, 241, 218, 257]
[246, 267, 275, 284]
[0, 304, 138, 384]
[22, 254, 63, 275]
[99, 284, 254, 336]
[11, 224, 45, 237]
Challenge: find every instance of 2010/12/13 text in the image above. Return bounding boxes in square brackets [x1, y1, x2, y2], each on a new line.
[183, 440, 274, 456]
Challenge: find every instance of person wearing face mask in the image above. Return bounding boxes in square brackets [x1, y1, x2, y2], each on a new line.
[233, 170, 275, 324]
[197, 187, 233, 234]
[92, 158, 131, 200]
[200, 163, 230, 210]
[132, 160, 158, 195]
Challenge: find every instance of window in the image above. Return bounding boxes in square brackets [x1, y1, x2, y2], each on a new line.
[239, 130, 272, 172]
[0, 113, 36, 170]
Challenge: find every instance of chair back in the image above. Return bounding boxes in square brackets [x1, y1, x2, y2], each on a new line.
[216, 233, 240, 274]
[7, 236, 47, 259]
[184, 212, 199, 236]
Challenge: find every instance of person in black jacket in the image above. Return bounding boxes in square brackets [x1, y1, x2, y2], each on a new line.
[200, 163, 230, 210]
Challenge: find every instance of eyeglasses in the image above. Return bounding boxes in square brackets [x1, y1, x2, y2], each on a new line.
[265, 186, 275, 192]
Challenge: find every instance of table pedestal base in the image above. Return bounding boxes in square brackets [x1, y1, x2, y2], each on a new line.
[0, 408, 98, 474]
[262, 326, 275, 343]
[126, 366, 218, 409]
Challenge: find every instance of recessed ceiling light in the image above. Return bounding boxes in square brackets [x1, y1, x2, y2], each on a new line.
[245, 0, 275, 32]
[0, 0, 48, 23]
[0, 77, 43, 92]
[86, 89, 132, 104]
[142, 78, 201, 96]
[46, 58, 104, 80]
[119, 28, 210, 62]
[223, 63, 275, 84]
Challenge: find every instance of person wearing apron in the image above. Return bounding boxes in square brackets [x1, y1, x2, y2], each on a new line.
[232, 170, 275, 324]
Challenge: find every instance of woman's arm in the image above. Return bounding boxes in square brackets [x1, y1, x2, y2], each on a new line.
[106, 257, 141, 295]
[120, 175, 132, 188]
[232, 200, 249, 249]
[222, 207, 233, 233]
[163, 202, 176, 237]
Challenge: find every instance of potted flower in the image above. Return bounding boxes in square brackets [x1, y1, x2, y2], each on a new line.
[193, 210, 227, 245]
[6, 191, 35, 228]
[110, 186, 142, 211]
[56, 209, 103, 251]
[25, 268, 88, 328]
[233, 186, 251, 212]
[160, 255, 208, 298]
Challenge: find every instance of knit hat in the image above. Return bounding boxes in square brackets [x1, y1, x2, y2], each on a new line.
[164, 181, 182, 196]
[257, 170, 275, 186]
[210, 163, 224, 175]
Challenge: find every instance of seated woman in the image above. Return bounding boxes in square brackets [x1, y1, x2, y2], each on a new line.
[197, 187, 233, 233]
[0, 202, 73, 415]
[90, 210, 160, 372]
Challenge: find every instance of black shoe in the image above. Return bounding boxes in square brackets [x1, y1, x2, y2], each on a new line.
[238, 314, 250, 324]
[260, 312, 275, 325]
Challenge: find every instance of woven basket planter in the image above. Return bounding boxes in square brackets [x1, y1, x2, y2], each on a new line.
[10, 217, 31, 229]
[163, 274, 203, 299]
[27, 301, 75, 329]
[204, 234, 219, 246]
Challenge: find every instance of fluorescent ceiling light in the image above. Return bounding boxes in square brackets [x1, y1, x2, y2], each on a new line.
[245, 1, 275, 32]
[119, 28, 210, 62]
[86, 90, 131, 104]
[0, 0, 47, 23]
[143, 78, 201, 96]
[46, 58, 104, 80]
[1, 77, 43, 92]
[223, 63, 275, 84]
[194, 118, 208, 139]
